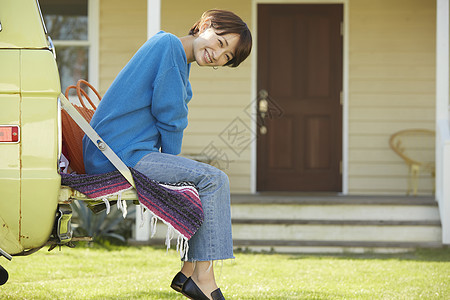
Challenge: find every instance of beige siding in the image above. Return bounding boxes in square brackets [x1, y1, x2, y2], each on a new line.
[98, 0, 437, 195]
[99, 0, 147, 95]
[162, 0, 253, 193]
[348, 0, 436, 195]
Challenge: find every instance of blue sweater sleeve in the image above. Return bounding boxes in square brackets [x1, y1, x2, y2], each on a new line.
[151, 65, 189, 155]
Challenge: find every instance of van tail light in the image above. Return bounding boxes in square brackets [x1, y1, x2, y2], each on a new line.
[0, 126, 20, 143]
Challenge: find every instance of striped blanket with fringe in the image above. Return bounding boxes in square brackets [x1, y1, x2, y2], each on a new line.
[60, 168, 203, 259]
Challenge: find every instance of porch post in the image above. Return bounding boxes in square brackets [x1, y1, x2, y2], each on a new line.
[147, 0, 161, 39]
[135, 0, 161, 242]
[436, 0, 450, 245]
[436, 0, 449, 121]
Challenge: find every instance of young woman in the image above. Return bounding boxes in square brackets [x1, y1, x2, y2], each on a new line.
[83, 9, 252, 300]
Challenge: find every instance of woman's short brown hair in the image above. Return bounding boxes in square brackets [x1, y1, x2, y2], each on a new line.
[189, 9, 252, 67]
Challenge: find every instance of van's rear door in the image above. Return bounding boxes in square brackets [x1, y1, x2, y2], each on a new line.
[0, 0, 61, 255]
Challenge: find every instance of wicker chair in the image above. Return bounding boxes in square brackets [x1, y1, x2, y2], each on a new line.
[389, 129, 435, 196]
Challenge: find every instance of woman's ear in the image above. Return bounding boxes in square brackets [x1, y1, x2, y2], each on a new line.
[199, 18, 212, 33]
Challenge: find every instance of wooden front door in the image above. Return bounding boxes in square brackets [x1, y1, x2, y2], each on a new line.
[257, 4, 343, 192]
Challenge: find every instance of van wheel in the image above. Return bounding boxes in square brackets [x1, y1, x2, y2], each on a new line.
[0, 265, 8, 285]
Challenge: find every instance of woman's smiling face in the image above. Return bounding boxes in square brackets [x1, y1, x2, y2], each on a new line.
[192, 27, 240, 67]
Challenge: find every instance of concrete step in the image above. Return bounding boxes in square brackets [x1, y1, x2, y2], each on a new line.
[231, 240, 444, 254]
[231, 194, 439, 221]
[231, 194, 438, 205]
[131, 194, 443, 254]
[231, 220, 442, 243]
[228, 194, 442, 253]
[138, 219, 442, 243]
[231, 203, 440, 222]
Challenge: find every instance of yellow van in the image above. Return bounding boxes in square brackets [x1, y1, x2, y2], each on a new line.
[0, 0, 138, 285]
[0, 0, 63, 260]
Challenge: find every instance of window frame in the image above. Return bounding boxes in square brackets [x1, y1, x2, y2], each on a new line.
[45, 0, 99, 98]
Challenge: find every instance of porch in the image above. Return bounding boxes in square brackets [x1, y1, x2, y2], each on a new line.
[131, 193, 442, 254]
[135, 0, 450, 250]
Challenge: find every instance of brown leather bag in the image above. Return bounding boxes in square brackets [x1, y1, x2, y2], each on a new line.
[61, 79, 101, 174]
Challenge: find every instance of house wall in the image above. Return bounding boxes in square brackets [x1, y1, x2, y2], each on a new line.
[99, 0, 147, 95]
[348, 0, 436, 195]
[98, 0, 437, 195]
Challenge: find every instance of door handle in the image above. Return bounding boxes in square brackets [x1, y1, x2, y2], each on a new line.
[259, 99, 268, 114]
[258, 89, 269, 115]
[258, 90, 269, 135]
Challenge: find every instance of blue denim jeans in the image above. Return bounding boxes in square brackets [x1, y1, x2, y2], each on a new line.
[134, 152, 234, 262]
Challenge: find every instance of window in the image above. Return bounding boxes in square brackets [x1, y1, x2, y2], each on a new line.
[39, 0, 98, 96]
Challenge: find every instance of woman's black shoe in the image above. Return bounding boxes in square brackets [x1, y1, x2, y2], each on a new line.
[170, 272, 188, 293]
[211, 288, 225, 300]
[181, 277, 225, 300]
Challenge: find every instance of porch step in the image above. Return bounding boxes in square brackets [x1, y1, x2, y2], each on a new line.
[229, 194, 442, 254]
[231, 219, 441, 226]
[231, 240, 443, 254]
[131, 194, 443, 254]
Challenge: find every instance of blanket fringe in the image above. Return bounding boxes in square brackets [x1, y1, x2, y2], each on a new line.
[139, 206, 147, 228]
[101, 198, 110, 214]
[84, 186, 134, 217]
[165, 226, 174, 250]
[116, 192, 128, 218]
[150, 215, 158, 238]
[139, 210, 190, 260]
[99, 191, 128, 218]
[176, 234, 189, 261]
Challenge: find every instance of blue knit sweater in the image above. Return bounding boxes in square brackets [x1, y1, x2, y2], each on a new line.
[83, 31, 192, 174]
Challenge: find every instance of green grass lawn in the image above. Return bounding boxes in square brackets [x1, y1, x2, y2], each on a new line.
[1, 245, 449, 299]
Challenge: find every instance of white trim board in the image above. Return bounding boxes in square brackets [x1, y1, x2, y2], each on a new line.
[88, 0, 99, 93]
[147, 0, 161, 39]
